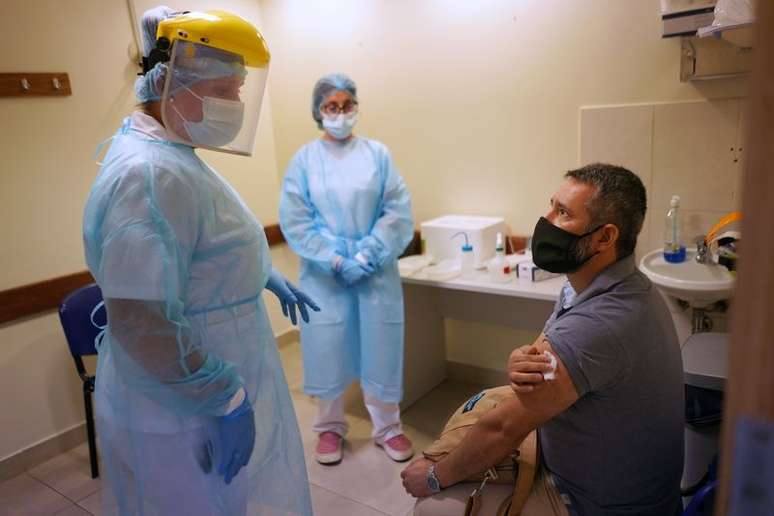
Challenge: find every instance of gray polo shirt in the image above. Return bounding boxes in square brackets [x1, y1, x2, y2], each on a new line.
[541, 255, 684, 516]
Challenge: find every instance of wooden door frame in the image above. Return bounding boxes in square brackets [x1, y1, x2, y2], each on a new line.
[717, 1, 774, 512]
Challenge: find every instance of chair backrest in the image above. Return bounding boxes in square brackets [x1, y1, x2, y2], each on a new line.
[683, 480, 717, 516]
[59, 283, 105, 359]
[682, 454, 718, 516]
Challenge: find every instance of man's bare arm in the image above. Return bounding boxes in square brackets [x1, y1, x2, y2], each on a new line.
[508, 333, 555, 391]
[434, 337, 578, 488]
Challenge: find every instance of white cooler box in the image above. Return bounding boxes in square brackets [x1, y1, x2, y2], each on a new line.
[420, 215, 506, 269]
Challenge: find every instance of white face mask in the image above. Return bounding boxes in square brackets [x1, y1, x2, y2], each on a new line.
[173, 88, 245, 147]
[322, 113, 357, 140]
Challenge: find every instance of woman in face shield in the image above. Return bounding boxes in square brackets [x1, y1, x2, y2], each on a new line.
[279, 74, 415, 465]
[82, 7, 315, 515]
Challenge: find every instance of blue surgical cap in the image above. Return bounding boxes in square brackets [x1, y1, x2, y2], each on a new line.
[311, 73, 358, 129]
[140, 5, 176, 58]
[135, 62, 167, 103]
[135, 6, 174, 103]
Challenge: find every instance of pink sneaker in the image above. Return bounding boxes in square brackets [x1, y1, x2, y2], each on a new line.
[315, 431, 343, 465]
[377, 434, 414, 462]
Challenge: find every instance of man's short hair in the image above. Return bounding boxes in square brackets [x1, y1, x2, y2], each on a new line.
[565, 163, 647, 259]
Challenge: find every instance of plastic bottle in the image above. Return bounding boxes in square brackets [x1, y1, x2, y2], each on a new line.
[452, 232, 475, 279]
[664, 195, 686, 263]
[488, 232, 513, 283]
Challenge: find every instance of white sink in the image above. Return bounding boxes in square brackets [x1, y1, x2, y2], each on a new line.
[639, 248, 735, 307]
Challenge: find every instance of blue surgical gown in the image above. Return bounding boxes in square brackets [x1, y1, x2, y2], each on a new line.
[82, 112, 311, 516]
[279, 137, 414, 403]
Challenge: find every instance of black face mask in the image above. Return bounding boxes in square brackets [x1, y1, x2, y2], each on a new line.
[531, 217, 603, 273]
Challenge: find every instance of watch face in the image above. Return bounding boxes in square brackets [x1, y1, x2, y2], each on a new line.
[427, 468, 441, 492]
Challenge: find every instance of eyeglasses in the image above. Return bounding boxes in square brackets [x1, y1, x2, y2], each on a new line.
[321, 101, 359, 116]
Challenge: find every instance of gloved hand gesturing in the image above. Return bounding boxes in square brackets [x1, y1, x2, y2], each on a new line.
[215, 397, 255, 485]
[265, 268, 321, 325]
[337, 258, 375, 286]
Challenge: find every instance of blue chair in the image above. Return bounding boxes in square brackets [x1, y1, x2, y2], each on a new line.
[682, 455, 718, 516]
[683, 480, 718, 516]
[58, 283, 104, 479]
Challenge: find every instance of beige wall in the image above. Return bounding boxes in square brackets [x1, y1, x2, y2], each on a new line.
[258, 0, 747, 372]
[0, 0, 750, 459]
[0, 2, 136, 290]
[581, 98, 745, 262]
[580, 97, 743, 348]
[0, 0, 293, 461]
[259, 0, 747, 234]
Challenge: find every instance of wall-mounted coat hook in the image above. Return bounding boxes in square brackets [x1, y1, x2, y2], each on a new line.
[0, 73, 72, 97]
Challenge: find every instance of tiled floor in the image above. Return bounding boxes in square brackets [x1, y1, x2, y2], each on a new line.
[0, 341, 484, 515]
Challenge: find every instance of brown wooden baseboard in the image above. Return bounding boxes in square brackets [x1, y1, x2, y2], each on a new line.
[401, 230, 422, 257]
[264, 223, 285, 247]
[1, 227, 525, 325]
[0, 223, 288, 325]
[0, 271, 95, 325]
[400, 232, 526, 258]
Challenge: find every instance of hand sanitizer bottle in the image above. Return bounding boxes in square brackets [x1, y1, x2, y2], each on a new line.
[452, 232, 474, 279]
[488, 232, 512, 283]
[664, 195, 686, 263]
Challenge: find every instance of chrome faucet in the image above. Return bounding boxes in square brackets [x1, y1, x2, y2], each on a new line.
[695, 235, 710, 264]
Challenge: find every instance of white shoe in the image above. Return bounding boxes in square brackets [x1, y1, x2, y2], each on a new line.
[376, 434, 414, 462]
[315, 431, 343, 465]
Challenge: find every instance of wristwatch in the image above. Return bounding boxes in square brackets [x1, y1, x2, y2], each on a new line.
[427, 464, 442, 494]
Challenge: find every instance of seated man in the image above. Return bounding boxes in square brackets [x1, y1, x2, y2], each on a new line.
[401, 163, 684, 516]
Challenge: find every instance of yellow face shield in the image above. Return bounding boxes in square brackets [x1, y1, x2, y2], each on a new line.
[154, 11, 270, 156]
[159, 40, 268, 156]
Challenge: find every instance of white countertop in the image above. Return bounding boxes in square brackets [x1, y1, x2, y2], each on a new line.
[401, 268, 564, 302]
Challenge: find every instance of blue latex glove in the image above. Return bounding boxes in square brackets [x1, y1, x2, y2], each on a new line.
[265, 268, 321, 325]
[214, 397, 255, 485]
[337, 258, 375, 286]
